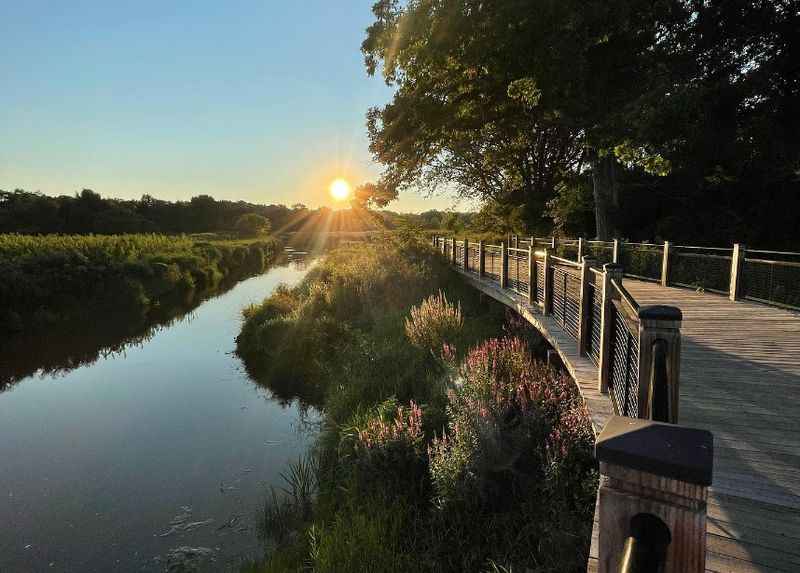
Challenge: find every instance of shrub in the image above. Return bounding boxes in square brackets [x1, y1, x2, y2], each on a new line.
[429, 337, 595, 508]
[405, 290, 463, 357]
[235, 213, 271, 237]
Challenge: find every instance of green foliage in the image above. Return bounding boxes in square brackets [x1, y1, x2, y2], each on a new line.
[235, 213, 271, 237]
[405, 290, 463, 357]
[362, 0, 800, 247]
[0, 233, 278, 335]
[238, 239, 596, 572]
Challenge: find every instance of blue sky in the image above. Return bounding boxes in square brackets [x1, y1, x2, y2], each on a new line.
[0, 1, 466, 212]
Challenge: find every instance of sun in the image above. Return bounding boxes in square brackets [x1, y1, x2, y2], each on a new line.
[329, 178, 352, 201]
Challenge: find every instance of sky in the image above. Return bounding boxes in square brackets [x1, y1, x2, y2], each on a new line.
[0, 1, 469, 212]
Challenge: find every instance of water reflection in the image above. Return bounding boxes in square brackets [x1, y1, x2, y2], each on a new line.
[0, 258, 317, 573]
[0, 258, 299, 389]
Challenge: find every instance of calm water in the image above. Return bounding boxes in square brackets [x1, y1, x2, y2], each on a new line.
[0, 260, 316, 572]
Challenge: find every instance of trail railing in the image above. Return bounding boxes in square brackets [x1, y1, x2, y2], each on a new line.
[433, 236, 683, 425]
[503, 235, 800, 311]
[435, 235, 713, 572]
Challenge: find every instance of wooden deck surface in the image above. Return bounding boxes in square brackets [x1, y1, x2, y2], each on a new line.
[456, 268, 800, 573]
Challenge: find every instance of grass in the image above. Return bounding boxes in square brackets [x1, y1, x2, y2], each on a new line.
[237, 235, 597, 572]
[0, 232, 279, 335]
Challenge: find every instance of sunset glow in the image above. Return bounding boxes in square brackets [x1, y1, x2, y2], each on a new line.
[329, 178, 352, 201]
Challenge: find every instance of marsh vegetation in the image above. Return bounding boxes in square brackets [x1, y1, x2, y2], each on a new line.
[0, 233, 278, 338]
[237, 237, 598, 572]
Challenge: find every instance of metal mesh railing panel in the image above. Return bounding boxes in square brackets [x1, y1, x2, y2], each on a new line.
[555, 241, 579, 262]
[671, 251, 731, 294]
[467, 243, 480, 274]
[586, 243, 615, 267]
[536, 260, 545, 302]
[586, 275, 603, 366]
[609, 303, 640, 418]
[551, 265, 580, 340]
[454, 244, 465, 268]
[742, 259, 800, 309]
[484, 246, 501, 282]
[620, 244, 663, 281]
[507, 251, 530, 296]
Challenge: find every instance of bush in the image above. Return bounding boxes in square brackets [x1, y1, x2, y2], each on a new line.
[235, 213, 271, 237]
[405, 290, 463, 357]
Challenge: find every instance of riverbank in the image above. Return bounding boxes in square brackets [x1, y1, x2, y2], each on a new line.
[236, 236, 598, 572]
[0, 233, 279, 337]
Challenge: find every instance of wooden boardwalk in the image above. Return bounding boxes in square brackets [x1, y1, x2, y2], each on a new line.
[456, 269, 800, 573]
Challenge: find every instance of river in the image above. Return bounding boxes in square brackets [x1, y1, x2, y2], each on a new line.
[0, 258, 316, 572]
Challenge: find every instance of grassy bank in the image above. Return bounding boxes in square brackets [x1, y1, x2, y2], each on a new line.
[0, 233, 279, 335]
[236, 236, 597, 572]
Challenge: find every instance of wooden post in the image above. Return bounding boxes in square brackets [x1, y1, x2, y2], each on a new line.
[729, 243, 746, 301]
[598, 263, 623, 393]
[661, 241, 671, 287]
[528, 244, 535, 304]
[637, 306, 682, 423]
[512, 235, 518, 248]
[500, 241, 508, 288]
[479, 240, 485, 277]
[577, 237, 584, 262]
[542, 248, 552, 315]
[578, 256, 595, 355]
[451, 237, 457, 265]
[595, 416, 713, 573]
[463, 237, 469, 270]
[612, 239, 621, 264]
[551, 236, 557, 250]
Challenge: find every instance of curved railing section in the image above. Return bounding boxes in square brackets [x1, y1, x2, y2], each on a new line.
[434, 236, 683, 424]
[438, 235, 716, 572]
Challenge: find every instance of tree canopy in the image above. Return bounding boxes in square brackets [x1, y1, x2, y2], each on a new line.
[362, 0, 800, 246]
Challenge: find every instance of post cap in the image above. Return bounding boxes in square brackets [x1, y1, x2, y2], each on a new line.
[596, 416, 713, 486]
[638, 305, 683, 321]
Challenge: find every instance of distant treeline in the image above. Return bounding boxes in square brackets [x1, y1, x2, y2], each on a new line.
[0, 189, 475, 236]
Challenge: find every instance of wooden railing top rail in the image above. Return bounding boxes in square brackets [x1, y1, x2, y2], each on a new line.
[747, 248, 800, 257]
[673, 244, 731, 250]
[611, 277, 641, 318]
[745, 257, 800, 267]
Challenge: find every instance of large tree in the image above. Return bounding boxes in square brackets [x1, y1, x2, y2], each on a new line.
[363, 1, 800, 244]
[362, 0, 585, 234]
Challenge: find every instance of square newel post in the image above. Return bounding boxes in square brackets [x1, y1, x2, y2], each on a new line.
[578, 256, 595, 356]
[661, 241, 671, 287]
[612, 239, 621, 264]
[527, 244, 536, 304]
[551, 236, 557, 251]
[729, 243, 746, 301]
[463, 237, 469, 270]
[598, 263, 624, 393]
[577, 237, 585, 262]
[637, 306, 682, 424]
[595, 416, 713, 573]
[500, 241, 509, 288]
[542, 248, 552, 315]
[450, 237, 457, 265]
[478, 240, 485, 277]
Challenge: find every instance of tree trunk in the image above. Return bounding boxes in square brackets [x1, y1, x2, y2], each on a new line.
[592, 154, 619, 240]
